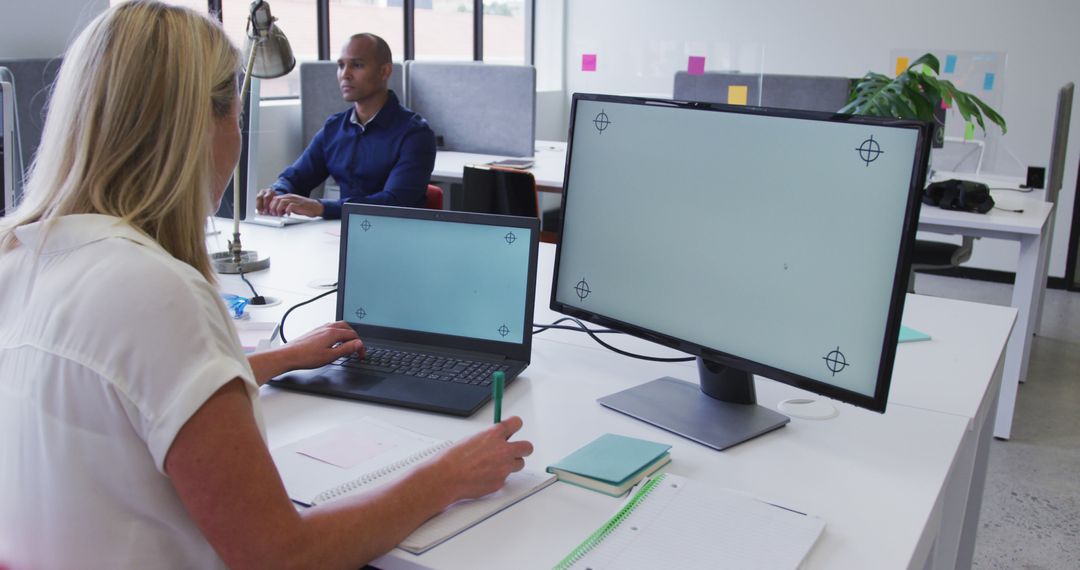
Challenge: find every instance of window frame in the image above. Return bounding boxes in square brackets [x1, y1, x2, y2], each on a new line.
[210, 0, 534, 100]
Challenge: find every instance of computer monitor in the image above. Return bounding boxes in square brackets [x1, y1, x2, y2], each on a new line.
[551, 93, 931, 450]
[214, 76, 261, 220]
[1046, 83, 1073, 205]
[1, 79, 16, 216]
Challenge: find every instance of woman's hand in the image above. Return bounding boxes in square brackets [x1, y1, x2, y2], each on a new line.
[431, 416, 535, 502]
[248, 321, 363, 384]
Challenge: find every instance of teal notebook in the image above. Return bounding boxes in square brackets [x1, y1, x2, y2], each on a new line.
[899, 325, 931, 343]
[547, 434, 672, 496]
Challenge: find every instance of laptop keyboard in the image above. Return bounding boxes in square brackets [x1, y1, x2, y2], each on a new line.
[332, 347, 510, 385]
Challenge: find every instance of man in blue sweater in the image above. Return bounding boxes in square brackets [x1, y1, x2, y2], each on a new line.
[255, 33, 436, 220]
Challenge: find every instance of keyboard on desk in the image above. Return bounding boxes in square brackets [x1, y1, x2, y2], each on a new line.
[247, 214, 316, 228]
[332, 346, 509, 385]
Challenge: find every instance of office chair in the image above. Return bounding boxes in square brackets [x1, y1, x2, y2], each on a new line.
[425, 184, 444, 210]
[461, 165, 558, 243]
[908, 236, 976, 292]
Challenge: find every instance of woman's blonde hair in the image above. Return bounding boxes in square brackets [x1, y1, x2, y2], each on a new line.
[0, 0, 240, 282]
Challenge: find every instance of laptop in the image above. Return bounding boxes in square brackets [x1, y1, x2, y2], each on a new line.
[268, 204, 539, 416]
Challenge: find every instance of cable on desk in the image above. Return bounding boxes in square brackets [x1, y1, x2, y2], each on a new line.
[533, 316, 695, 363]
[990, 186, 1035, 193]
[238, 266, 267, 305]
[278, 287, 338, 344]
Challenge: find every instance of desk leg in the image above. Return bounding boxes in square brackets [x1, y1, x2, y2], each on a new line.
[1032, 216, 1055, 338]
[994, 232, 1047, 439]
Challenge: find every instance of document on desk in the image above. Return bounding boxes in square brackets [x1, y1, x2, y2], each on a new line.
[554, 473, 824, 570]
[271, 417, 555, 554]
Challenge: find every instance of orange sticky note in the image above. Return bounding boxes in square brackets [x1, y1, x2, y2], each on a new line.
[895, 56, 909, 76]
[727, 85, 748, 105]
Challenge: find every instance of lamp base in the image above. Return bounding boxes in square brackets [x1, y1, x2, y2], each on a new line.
[211, 250, 271, 274]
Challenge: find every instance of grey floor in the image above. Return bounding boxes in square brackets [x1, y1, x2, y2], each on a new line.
[912, 273, 1080, 569]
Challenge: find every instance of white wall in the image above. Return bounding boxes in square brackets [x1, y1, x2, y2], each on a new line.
[562, 0, 1080, 278]
[0, 0, 107, 58]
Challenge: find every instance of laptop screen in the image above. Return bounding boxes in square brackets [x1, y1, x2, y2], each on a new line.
[341, 209, 534, 345]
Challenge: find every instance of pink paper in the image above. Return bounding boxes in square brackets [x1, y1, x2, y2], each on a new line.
[582, 54, 597, 72]
[687, 56, 706, 75]
[297, 425, 398, 469]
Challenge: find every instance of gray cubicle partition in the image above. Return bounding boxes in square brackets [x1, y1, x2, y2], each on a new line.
[405, 61, 535, 157]
[0, 58, 62, 195]
[300, 60, 403, 148]
[673, 71, 852, 113]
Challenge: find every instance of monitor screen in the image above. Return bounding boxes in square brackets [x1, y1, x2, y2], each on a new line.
[340, 210, 534, 345]
[552, 94, 930, 449]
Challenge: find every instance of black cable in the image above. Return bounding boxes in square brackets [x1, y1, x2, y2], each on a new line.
[993, 206, 1025, 213]
[278, 287, 338, 344]
[533, 316, 695, 363]
[237, 266, 266, 305]
[533, 316, 617, 335]
[991, 186, 1035, 193]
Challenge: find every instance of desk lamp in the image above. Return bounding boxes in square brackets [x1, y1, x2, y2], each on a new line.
[211, 0, 295, 274]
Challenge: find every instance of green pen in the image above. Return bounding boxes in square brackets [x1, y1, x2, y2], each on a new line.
[492, 371, 505, 424]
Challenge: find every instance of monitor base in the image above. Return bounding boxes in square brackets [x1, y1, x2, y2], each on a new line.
[598, 377, 789, 451]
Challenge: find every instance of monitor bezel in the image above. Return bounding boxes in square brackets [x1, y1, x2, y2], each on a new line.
[338, 203, 540, 363]
[550, 92, 932, 413]
[1, 80, 14, 215]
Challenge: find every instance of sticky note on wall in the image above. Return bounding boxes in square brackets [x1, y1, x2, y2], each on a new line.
[727, 85, 748, 105]
[983, 72, 995, 91]
[964, 122, 975, 141]
[944, 54, 957, 73]
[688, 56, 705, 75]
[582, 54, 597, 72]
[895, 56, 909, 76]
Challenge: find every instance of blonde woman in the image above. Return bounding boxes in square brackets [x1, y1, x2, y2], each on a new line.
[0, 2, 532, 568]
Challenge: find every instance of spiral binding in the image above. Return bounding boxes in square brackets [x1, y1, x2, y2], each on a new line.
[552, 473, 667, 570]
[313, 439, 453, 504]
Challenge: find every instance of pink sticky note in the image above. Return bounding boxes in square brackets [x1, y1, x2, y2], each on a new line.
[582, 53, 597, 72]
[940, 98, 949, 110]
[688, 56, 706, 75]
[297, 425, 398, 469]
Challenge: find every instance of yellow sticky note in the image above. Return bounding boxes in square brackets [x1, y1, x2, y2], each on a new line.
[728, 85, 748, 106]
[964, 122, 975, 141]
[895, 56, 910, 76]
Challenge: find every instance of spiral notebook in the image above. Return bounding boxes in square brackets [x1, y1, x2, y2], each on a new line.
[554, 473, 825, 570]
[271, 417, 555, 554]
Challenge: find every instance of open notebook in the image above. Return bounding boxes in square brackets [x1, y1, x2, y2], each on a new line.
[271, 417, 555, 554]
[554, 473, 825, 570]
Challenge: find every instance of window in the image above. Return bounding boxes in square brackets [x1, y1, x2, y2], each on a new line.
[328, 1, 404, 63]
[483, 1, 525, 65]
[414, 0, 473, 61]
[221, 0, 318, 97]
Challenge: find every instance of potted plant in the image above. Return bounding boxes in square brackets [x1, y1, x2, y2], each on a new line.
[840, 53, 1007, 142]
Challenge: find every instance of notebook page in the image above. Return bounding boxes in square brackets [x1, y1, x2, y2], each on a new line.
[272, 417, 445, 505]
[400, 470, 557, 554]
[571, 474, 824, 570]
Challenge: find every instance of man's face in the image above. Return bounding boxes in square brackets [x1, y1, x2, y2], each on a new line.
[337, 37, 390, 103]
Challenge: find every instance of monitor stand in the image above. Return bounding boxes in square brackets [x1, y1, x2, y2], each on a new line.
[597, 357, 789, 450]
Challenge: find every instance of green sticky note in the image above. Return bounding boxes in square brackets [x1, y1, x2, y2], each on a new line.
[964, 122, 975, 141]
[921, 64, 934, 76]
[899, 325, 931, 343]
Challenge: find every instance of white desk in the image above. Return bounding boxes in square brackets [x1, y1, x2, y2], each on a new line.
[919, 173, 1054, 439]
[425, 149, 1049, 440]
[213, 221, 1015, 570]
[431, 141, 567, 192]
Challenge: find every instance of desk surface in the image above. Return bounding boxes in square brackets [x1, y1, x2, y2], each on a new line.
[432, 141, 567, 191]
[213, 220, 1015, 569]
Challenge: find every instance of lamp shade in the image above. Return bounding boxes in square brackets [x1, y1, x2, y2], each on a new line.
[244, 1, 295, 79]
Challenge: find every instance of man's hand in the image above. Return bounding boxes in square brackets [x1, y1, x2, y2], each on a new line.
[256, 188, 325, 218]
